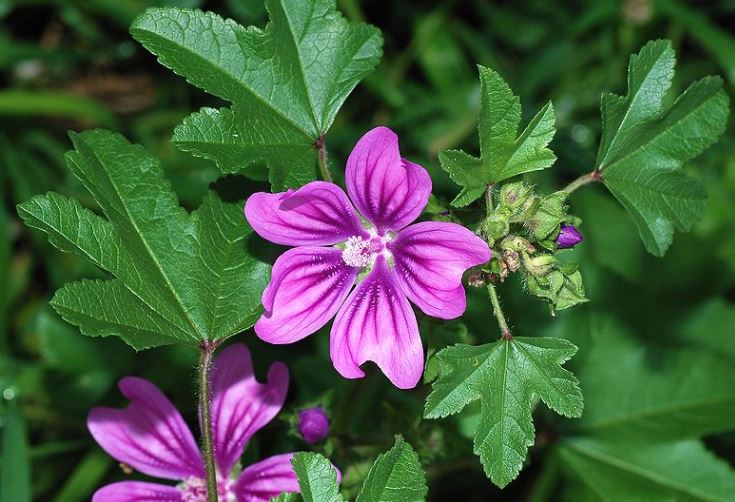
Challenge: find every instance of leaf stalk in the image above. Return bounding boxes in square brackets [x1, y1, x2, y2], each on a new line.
[315, 134, 333, 183]
[563, 169, 602, 194]
[199, 342, 219, 502]
[487, 283, 512, 340]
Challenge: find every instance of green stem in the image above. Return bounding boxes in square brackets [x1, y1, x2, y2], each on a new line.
[316, 134, 333, 183]
[485, 184, 494, 216]
[199, 344, 219, 502]
[563, 169, 602, 194]
[487, 283, 512, 340]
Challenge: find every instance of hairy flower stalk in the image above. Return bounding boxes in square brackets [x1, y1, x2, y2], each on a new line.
[245, 127, 492, 389]
[199, 344, 218, 502]
[86, 344, 315, 502]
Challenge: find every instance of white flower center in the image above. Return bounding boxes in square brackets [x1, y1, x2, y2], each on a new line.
[341, 231, 392, 268]
[179, 477, 236, 502]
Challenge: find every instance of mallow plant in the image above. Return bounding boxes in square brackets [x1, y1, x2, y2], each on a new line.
[15, 1, 731, 500]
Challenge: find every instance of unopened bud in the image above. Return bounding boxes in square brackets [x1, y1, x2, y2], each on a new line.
[482, 209, 511, 245]
[556, 224, 583, 249]
[298, 407, 330, 444]
[500, 182, 533, 210]
[525, 254, 557, 276]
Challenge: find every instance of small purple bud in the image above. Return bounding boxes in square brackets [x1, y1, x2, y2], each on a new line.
[298, 407, 330, 444]
[556, 224, 583, 249]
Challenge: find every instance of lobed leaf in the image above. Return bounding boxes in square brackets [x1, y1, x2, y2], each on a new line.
[597, 40, 729, 256]
[17, 129, 270, 350]
[130, 2, 382, 190]
[440, 66, 556, 207]
[424, 337, 582, 488]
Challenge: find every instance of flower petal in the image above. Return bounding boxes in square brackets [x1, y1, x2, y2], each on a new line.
[244, 181, 364, 246]
[92, 482, 182, 502]
[88, 377, 204, 480]
[346, 127, 431, 232]
[234, 454, 299, 502]
[389, 222, 491, 319]
[256, 247, 359, 344]
[209, 344, 289, 476]
[330, 256, 423, 389]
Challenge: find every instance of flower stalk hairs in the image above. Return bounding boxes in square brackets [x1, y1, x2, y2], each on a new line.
[87, 344, 304, 502]
[245, 127, 491, 389]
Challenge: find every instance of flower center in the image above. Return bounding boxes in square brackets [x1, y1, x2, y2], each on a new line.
[341, 231, 392, 268]
[179, 477, 236, 502]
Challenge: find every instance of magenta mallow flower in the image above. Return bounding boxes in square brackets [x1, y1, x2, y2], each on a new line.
[298, 407, 329, 444]
[556, 224, 583, 249]
[87, 344, 302, 502]
[245, 126, 491, 389]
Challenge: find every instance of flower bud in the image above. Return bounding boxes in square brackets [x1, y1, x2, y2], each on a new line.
[524, 254, 556, 276]
[482, 208, 511, 246]
[298, 407, 330, 444]
[556, 224, 583, 249]
[500, 182, 533, 210]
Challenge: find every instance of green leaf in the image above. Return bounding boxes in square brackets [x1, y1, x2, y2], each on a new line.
[130, 3, 382, 190]
[440, 66, 556, 207]
[570, 314, 735, 441]
[291, 452, 343, 502]
[677, 299, 735, 360]
[17, 129, 269, 350]
[356, 436, 428, 502]
[559, 438, 735, 501]
[1, 400, 31, 502]
[597, 39, 730, 256]
[270, 494, 299, 502]
[424, 337, 583, 488]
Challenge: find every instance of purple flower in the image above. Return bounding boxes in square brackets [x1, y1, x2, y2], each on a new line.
[556, 224, 583, 249]
[245, 126, 491, 389]
[87, 344, 302, 502]
[298, 407, 330, 444]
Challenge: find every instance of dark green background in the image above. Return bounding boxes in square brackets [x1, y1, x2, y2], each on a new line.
[1, 0, 733, 500]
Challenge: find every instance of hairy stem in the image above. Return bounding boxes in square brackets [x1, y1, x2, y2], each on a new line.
[487, 283, 512, 340]
[199, 343, 219, 502]
[315, 134, 333, 183]
[563, 169, 602, 194]
[485, 184, 494, 216]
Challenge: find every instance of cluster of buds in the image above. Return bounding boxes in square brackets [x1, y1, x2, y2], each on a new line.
[475, 182, 588, 311]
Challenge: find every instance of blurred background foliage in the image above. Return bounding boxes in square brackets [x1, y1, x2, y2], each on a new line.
[1, 0, 734, 500]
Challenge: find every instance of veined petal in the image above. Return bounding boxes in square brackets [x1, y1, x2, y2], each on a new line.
[209, 344, 288, 476]
[234, 454, 299, 502]
[330, 256, 423, 389]
[346, 127, 431, 233]
[389, 222, 491, 319]
[88, 377, 204, 480]
[256, 247, 359, 344]
[92, 482, 182, 502]
[244, 181, 364, 246]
